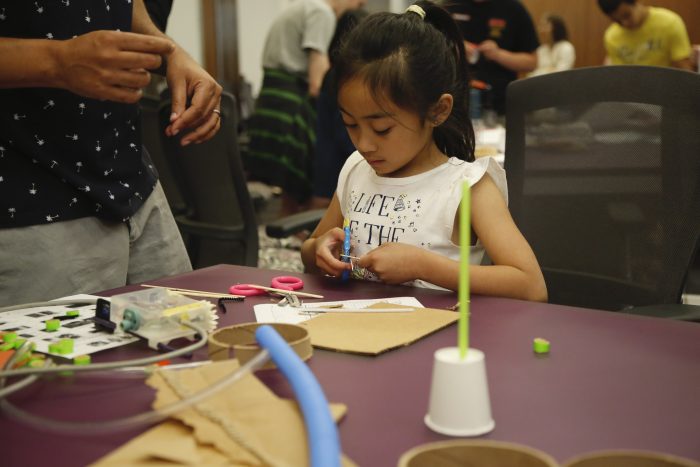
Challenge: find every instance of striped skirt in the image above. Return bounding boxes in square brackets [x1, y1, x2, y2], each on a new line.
[243, 68, 317, 203]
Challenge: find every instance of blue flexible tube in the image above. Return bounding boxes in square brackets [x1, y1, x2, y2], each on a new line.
[255, 325, 341, 467]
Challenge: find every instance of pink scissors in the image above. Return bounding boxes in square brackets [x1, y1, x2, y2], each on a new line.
[229, 276, 305, 297]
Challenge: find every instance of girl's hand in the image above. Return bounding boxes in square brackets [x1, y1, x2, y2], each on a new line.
[313, 227, 353, 277]
[357, 243, 425, 285]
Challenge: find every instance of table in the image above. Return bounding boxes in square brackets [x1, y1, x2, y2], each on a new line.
[2, 264, 699, 466]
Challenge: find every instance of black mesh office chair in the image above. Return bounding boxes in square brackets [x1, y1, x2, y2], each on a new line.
[158, 92, 259, 268]
[505, 66, 700, 318]
[139, 94, 186, 215]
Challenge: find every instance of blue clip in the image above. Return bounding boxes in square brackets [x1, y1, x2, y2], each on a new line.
[341, 218, 351, 282]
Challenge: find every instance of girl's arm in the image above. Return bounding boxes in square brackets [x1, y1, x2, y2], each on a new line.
[464, 174, 547, 302]
[301, 193, 351, 276]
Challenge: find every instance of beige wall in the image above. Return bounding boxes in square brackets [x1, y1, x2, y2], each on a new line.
[521, 0, 700, 68]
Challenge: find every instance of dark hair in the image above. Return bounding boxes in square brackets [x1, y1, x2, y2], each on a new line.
[597, 0, 635, 15]
[334, 0, 474, 161]
[546, 14, 568, 43]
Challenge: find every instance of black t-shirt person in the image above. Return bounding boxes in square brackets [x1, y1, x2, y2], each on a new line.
[445, 0, 539, 115]
[0, 1, 157, 228]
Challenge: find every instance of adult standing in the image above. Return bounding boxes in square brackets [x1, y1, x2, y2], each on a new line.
[244, 0, 366, 218]
[0, 0, 222, 306]
[443, 0, 539, 116]
[597, 0, 692, 70]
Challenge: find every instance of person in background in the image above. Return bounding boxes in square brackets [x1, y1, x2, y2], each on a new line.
[310, 8, 368, 210]
[0, 0, 222, 307]
[597, 0, 692, 70]
[443, 0, 539, 116]
[244, 0, 366, 218]
[529, 13, 575, 77]
[301, 1, 547, 301]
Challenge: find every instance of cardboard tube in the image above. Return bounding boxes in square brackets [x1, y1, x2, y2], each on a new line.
[563, 450, 700, 467]
[208, 323, 312, 370]
[398, 440, 558, 467]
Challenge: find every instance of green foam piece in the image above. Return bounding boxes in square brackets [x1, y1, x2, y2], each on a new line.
[28, 359, 45, 368]
[73, 354, 91, 366]
[65, 310, 80, 317]
[12, 338, 27, 349]
[45, 319, 61, 332]
[58, 338, 74, 354]
[3, 332, 18, 343]
[0, 342, 14, 351]
[48, 339, 74, 355]
[533, 337, 551, 354]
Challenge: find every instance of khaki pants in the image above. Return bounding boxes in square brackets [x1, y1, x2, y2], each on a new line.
[0, 182, 191, 307]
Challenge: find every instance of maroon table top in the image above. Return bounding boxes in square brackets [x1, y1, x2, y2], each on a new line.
[2, 264, 700, 466]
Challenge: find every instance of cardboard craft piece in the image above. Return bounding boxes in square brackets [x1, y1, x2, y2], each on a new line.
[91, 360, 354, 467]
[209, 322, 312, 370]
[89, 420, 231, 466]
[302, 303, 458, 355]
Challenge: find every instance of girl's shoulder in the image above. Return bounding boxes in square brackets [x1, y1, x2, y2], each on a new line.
[450, 157, 508, 203]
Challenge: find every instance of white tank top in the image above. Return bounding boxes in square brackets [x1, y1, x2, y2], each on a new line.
[336, 151, 508, 289]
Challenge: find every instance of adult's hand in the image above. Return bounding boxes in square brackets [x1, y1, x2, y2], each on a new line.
[478, 40, 502, 62]
[164, 46, 223, 146]
[54, 30, 174, 103]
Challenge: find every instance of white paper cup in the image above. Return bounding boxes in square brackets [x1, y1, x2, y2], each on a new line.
[424, 347, 495, 436]
[398, 439, 558, 467]
[563, 450, 700, 467]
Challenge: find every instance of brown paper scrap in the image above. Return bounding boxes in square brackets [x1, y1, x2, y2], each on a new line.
[302, 303, 458, 355]
[90, 420, 232, 466]
[90, 360, 355, 467]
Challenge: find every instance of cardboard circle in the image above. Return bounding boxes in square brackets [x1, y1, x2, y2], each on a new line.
[563, 450, 700, 467]
[398, 440, 558, 467]
[208, 322, 312, 369]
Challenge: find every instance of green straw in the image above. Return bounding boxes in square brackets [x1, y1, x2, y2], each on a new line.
[459, 180, 471, 359]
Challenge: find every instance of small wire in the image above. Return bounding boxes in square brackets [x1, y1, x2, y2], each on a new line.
[0, 348, 270, 434]
[0, 300, 272, 435]
[0, 341, 43, 399]
[0, 321, 208, 379]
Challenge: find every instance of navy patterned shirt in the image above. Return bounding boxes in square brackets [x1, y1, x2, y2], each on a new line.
[0, 0, 157, 228]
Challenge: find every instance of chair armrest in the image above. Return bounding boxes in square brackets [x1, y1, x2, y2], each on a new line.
[265, 209, 325, 238]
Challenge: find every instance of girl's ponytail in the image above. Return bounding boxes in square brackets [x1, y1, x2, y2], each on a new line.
[415, 1, 474, 161]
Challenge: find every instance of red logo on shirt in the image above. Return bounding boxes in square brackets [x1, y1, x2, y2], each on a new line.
[489, 18, 506, 39]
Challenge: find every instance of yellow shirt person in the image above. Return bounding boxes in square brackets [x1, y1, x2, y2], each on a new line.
[598, 0, 692, 70]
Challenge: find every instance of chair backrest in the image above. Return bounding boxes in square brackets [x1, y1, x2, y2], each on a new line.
[505, 66, 700, 310]
[139, 93, 186, 214]
[158, 92, 259, 268]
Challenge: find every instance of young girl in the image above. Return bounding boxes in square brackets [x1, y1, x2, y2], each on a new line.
[301, 1, 547, 301]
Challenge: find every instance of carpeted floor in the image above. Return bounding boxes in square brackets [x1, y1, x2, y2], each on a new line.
[257, 225, 304, 273]
[250, 181, 305, 273]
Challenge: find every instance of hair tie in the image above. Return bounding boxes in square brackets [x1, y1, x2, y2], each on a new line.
[405, 4, 426, 20]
